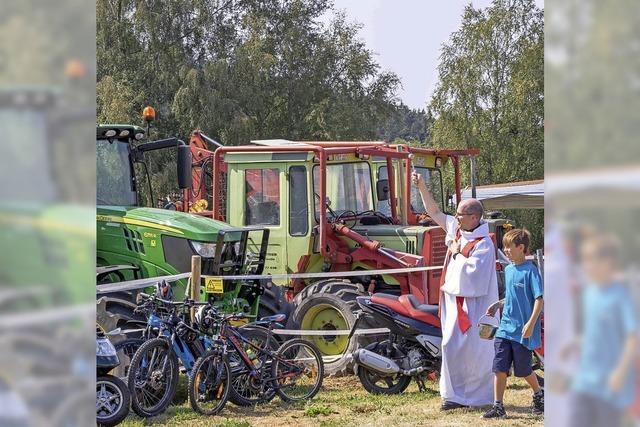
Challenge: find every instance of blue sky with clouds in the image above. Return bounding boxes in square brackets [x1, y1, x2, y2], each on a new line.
[322, 1, 544, 110]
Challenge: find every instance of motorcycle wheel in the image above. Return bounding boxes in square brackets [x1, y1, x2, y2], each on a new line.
[357, 366, 411, 395]
[97, 374, 130, 426]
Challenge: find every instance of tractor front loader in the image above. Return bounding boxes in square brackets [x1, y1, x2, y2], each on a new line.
[182, 136, 482, 373]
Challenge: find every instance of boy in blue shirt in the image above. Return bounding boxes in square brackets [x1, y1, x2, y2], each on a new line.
[483, 228, 544, 418]
[568, 234, 637, 427]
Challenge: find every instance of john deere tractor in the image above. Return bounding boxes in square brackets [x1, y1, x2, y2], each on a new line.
[0, 87, 95, 309]
[96, 123, 269, 336]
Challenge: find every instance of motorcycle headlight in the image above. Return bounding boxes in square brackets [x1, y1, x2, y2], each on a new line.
[190, 241, 217, 258]
[96, 338, 117, 357]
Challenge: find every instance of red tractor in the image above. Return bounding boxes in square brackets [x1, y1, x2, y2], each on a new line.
[179, 132, 487, 374]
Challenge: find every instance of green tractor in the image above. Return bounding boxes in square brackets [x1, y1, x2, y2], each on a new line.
[96, 123, 269, 337]
[0, 87, 95, 309]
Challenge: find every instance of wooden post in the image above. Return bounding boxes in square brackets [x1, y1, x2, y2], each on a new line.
[190, 255, 201, 322]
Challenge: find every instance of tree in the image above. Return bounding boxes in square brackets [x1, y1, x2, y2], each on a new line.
[97, 0, 401, 196]
[429, 0, 543, 248]
[376, 105, 433, 145]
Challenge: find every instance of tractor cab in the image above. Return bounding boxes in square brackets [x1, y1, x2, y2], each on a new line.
[0, 87, 94, 306]
[96, 121, 269, 336]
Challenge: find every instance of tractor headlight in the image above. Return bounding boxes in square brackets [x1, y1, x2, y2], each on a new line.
[96, 338, 117, 357]
[190, 241, 217, 258]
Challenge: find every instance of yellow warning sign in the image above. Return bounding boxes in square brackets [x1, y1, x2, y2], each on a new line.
[205, 277, 224, 294]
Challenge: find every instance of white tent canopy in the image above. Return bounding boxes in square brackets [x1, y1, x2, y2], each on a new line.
[459, 180, 544, 210]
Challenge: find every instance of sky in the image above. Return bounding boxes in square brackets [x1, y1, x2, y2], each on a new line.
[323, 0, 544, 110]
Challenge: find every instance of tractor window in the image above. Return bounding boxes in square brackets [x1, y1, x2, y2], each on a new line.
[245, 168, 280, 226]
[312, 162, 373, 220]
[0, 110, 56, 201]
[97, 139, 137, 206]
[289, 166, 308, 236]
[377, 166, 444, 214]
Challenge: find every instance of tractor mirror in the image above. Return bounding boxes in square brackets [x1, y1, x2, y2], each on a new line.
[446, 191, 454, 210]
[376, 179, 390, 201]
[177, 145, 192, 189]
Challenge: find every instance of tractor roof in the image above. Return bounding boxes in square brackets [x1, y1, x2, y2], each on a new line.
[251, 139, 387, 147]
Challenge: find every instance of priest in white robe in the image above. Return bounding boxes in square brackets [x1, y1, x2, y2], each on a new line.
[413, 172, 498, 409]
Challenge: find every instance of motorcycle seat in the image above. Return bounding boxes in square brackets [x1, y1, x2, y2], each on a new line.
[258, 313, 287, 324]
[404, 294, 439, 316]
[370, 293, 411, 318]
[399, 295, 441, 327]
[371, 293, 441, 328]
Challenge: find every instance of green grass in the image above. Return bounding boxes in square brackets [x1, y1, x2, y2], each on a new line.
[121, 375, 543, 427]
[303, 403, 335, 417]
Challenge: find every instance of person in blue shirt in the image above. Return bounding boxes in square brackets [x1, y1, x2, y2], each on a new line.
[567, 234, 637, 427]
[483, 228, 544, 418]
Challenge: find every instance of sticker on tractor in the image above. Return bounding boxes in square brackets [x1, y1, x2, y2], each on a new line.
[205, 277, 224, 294]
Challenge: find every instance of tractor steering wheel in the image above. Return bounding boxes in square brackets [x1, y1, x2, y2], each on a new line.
[359, 210, 393, 225]
[335, 210, 358, 229]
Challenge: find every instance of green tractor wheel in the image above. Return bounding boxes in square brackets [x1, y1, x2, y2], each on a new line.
[290, 280, 369, 376]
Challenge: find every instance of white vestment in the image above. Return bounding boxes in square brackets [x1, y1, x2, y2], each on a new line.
[439, 216, 498, 406]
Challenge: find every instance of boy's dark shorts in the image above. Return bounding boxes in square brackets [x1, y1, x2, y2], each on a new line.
[492, 337, 532, 377]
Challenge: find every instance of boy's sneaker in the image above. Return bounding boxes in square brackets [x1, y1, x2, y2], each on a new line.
[482, 403, 506, 419]
[532, 390, 544, 415]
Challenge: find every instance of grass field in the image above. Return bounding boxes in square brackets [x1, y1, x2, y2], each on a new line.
[120, 375, 544, 427]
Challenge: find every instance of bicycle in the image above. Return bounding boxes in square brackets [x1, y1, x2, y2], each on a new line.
[127, 295, 215, 418]
[189, 306, 324, 415]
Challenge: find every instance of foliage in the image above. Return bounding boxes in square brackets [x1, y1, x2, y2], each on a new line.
[546, 0, 640, 171]
[376, 105, 433, 145]
[429, 0, 544, 247]
[97, 0, 401, 196]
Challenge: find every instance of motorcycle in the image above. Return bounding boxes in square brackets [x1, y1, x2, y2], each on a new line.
[97, 325, 130, 426]
[350, 293, 442, 395]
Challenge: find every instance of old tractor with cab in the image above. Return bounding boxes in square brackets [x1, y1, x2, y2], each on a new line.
[180, 134, 500, 374]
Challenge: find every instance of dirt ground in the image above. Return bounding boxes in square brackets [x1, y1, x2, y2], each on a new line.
[120, 375, 544, 427]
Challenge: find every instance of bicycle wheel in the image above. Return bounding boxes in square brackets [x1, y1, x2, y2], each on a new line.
[189, 350, 231, 415]
[228, 326, 278, 406]
[271, 338, 324, 403]
[127, 337, 179, 417]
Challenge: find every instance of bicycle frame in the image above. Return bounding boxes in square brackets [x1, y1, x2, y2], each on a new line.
[140, 303, 213, 373]
[219, 321, 303, 387]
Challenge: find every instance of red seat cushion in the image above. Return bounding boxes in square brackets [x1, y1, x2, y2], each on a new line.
[371, 293, 411, 317]
[399, 295, 441, 327]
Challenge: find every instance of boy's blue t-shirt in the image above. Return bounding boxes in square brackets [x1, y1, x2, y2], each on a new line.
[495, 261, 543, 350]
[571, 282, 637, 408]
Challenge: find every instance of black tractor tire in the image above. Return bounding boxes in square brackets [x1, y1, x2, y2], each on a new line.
[113, 338, 145, 379]
[257, 285, 294, 324]
[289, 280, 371, 376]
[96, 294, 144, 344]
